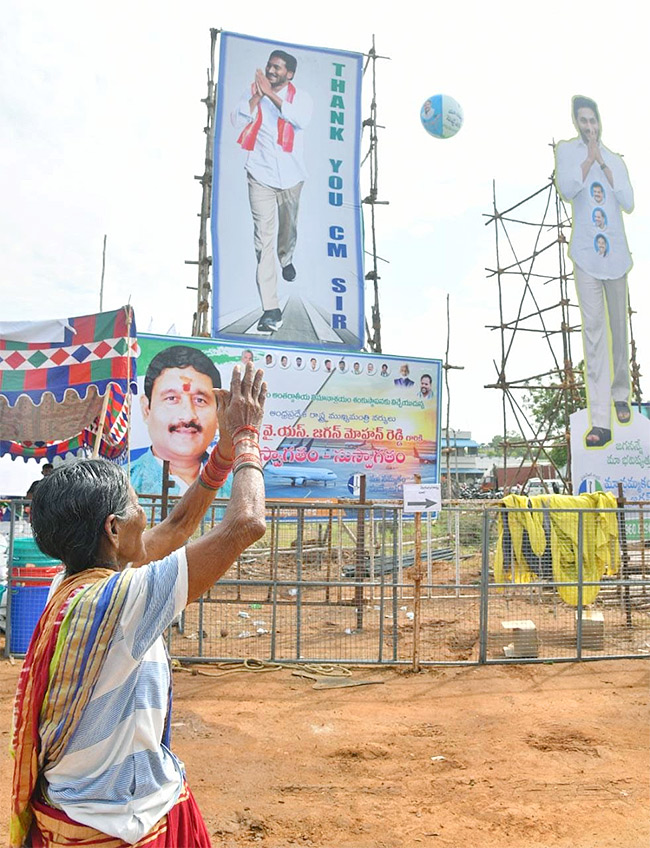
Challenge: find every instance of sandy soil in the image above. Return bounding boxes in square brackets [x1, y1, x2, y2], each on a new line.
[1, 658, 648, 848]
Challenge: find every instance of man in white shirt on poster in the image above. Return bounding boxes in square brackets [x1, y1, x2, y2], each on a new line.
[555, 95, 634, 448]
[232, 50, 313, 334]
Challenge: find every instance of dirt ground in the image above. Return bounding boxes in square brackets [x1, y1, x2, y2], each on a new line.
[1, 658, 648, 848]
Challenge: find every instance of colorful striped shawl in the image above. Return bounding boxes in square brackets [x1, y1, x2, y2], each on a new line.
[10, 566, 137, 848]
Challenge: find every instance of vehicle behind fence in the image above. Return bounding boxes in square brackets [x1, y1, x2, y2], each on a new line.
[2, 497, 649, 666]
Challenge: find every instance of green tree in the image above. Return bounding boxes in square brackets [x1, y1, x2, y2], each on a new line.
[484, 432, 528, 457]
[523, 363, 586, 468]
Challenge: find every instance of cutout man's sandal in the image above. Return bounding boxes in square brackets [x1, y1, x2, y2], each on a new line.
[614, 401, 631, 424]
[585, 427, 612, 448]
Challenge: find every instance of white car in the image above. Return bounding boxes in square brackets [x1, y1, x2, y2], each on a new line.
[526, 478, 565, 496]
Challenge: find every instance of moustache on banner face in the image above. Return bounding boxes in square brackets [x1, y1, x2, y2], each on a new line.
[168, 420, 202, 434]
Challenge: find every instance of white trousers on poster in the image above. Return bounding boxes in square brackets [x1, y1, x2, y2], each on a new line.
[574, 265, 630, 430]
[247, 173, 303, 312]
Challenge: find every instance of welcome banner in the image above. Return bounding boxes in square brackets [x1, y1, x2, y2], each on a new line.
[130, 334, 441, 501]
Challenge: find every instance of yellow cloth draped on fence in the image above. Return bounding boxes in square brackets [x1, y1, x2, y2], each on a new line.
[494, 492, 619, 605]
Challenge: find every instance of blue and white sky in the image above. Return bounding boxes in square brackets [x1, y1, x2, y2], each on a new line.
[2, 0, 648, 493]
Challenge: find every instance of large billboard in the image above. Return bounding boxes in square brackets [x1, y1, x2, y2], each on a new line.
[555, 95, 635, 451]
[130, 334, 441, 501]
[211, 31, 364, 349]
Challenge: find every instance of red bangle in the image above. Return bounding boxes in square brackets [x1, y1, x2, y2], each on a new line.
[199, 468, 230, 490]
[232, 424, 259, 439]
[216, 442, 235, 464]
[233, 454, 261, 466]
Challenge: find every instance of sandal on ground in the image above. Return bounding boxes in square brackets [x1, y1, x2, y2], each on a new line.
[614, 401, 631, 424]
[585, 427, 612, 448]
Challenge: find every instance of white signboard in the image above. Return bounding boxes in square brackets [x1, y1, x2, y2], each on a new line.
[570, 408, 650, 501]
[402, 483, 442, 513]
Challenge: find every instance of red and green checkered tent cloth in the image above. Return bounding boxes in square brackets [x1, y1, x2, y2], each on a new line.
[0, 307, 138, 462]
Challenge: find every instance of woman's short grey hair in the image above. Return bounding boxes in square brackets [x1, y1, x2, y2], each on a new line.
[31, 459, 133, 575]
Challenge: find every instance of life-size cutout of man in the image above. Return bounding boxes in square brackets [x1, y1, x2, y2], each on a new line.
[555, 95, 634, 448]
[232, 50, 313, 334]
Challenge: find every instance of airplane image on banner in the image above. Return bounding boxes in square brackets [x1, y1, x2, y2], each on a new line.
[264, 463, 338, 487]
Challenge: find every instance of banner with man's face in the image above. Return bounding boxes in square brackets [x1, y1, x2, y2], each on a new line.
[211, 31, 364, 350]
[130, 334, 441, 501]
[554, 95, 635, 450]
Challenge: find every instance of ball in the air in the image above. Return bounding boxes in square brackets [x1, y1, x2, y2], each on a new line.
[420, 94, 463, 139]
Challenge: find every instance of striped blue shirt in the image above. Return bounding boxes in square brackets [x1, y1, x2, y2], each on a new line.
[42, 548, 188, 844]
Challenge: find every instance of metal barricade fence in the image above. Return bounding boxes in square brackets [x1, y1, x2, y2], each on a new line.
[2, 496, 649, 665]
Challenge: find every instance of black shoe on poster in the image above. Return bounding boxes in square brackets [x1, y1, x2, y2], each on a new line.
[257, 309, 283, 333]
[282, 263, 296, 282]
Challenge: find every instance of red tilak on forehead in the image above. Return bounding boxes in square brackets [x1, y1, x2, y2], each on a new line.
[182, 380, 191, 392]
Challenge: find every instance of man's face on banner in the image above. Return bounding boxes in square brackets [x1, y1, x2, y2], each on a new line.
[141, 366, 217, 465]
[420, 376, 432, 397]
[266, 56, 293, 90]
[576, 106, 600, 143]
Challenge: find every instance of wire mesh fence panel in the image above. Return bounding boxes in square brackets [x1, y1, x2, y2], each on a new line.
[161, 501, 650, 665]
[4, 494, 650, 664]
[484, 505, 650, 662]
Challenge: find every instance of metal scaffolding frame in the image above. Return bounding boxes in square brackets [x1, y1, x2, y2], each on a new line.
[360, 36, 389, 353]
[485, 172, 585, 489]
[190, 28, 219, 338]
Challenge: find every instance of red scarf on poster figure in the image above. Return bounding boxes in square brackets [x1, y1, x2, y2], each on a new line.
[237, 82, 296, 153]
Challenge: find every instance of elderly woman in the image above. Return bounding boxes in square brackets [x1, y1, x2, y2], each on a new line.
[11, 364, 267, 848]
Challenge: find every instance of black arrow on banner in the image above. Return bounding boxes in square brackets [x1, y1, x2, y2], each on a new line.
[407, 499, 437, 509]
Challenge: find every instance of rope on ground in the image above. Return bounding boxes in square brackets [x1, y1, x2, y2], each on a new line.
[171, 657, 352, 679]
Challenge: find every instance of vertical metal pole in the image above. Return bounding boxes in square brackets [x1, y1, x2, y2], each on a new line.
[336, 510, 343, 604]
[392, 507, 399, 662]
[455, 508, 461, 598]
[270, 507, 279, 662]
[198, 594, 204, 658]
[397, 510, 404, 599]
[296, 507, 304, 658]
[160, 461, 171, 521]
[267, 505, 276, 602]
[426, 510, 432, 598]
[412, 475, 423, 672]
[478, 509, 491, 664]
[369, 506, 375, 602]
[378, 507, 386, 664]
[576, 509, 584, 659]
[640, 505, 647, 598]
[355, 475, 367, 631]
[325, 508, 333, 603]
[5, 501, 17, 657]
